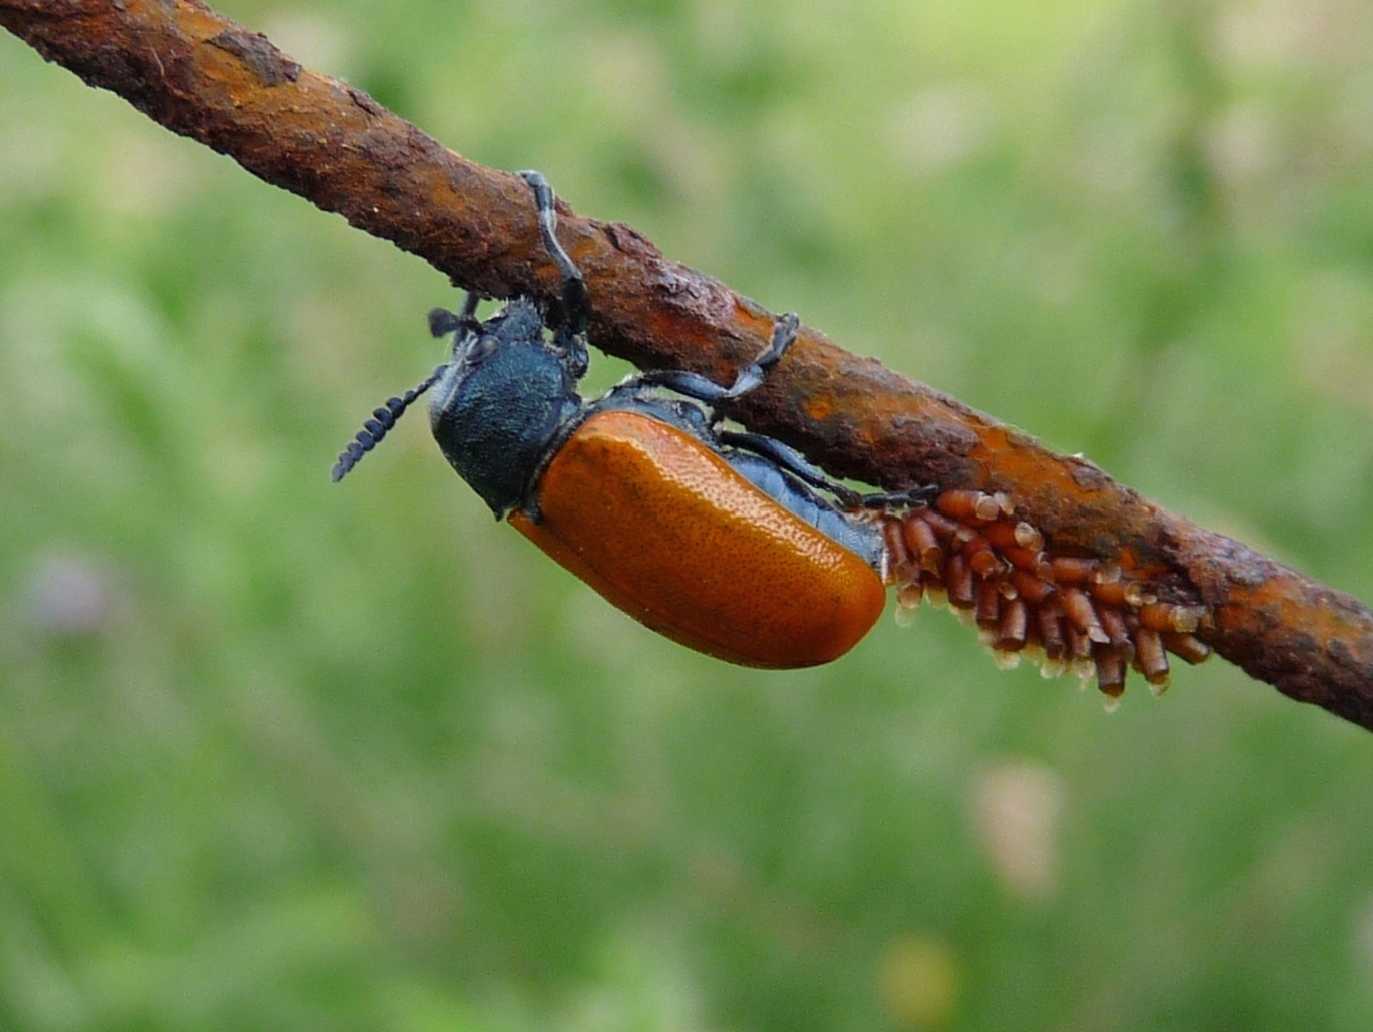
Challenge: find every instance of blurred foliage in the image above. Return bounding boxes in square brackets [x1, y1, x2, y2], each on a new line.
[3, 0, 1373, 1029]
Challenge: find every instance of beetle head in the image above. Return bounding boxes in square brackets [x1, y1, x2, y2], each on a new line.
[424, 297, 579, 516]
[332, 296, 577, 517]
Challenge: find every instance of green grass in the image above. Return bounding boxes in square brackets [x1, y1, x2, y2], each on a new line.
[3, 1, 1373, 1029]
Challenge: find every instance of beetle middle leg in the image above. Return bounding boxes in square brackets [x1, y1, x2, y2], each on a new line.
[619, 311, 800, 403]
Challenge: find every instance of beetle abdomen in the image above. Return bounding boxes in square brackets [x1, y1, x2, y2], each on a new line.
[509, 410, 885, 668]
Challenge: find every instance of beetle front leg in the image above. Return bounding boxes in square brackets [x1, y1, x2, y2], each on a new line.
[519, 170, 590, 377]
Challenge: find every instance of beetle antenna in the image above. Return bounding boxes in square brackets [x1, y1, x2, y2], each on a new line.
[330, 364, 446, 483]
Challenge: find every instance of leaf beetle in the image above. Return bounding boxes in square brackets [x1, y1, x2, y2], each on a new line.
[333, 171, 932, 667]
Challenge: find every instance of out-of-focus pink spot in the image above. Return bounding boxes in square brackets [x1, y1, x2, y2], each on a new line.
[24, 552, 117, 637]
[1354, 893, 1373, 976]
[885, 84, 994, 175]
[971, 759, 1065, 902]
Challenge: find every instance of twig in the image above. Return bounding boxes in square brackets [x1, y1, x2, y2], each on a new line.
[4, 0, 1371, 730]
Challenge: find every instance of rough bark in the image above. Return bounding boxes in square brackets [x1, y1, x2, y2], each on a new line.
[4, 0, 1370, 730]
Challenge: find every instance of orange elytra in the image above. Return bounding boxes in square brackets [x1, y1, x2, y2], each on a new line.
[509, 410, 886, 667]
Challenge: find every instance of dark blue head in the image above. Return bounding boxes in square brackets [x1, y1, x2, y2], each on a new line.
[331, 296, 583, 518]
[427, 298, 582, 516]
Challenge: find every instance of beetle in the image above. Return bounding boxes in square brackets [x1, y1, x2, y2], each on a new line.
[332, 171, 933, 668]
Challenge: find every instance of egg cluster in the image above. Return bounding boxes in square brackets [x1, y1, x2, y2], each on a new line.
[879, 491, 1213, 707]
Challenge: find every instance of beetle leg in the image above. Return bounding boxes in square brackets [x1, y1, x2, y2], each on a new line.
[518, 170, 590, 378]
[716, 430, 863, 507]
[518, 170, 587, 326]
[554, 325, 590, 380]
[460, 289, 480, 320]
[749, 310, 801, 378]
[619, 312, 800, 402]
[849, 486, 940, 509]
[718, 430, 936, 510]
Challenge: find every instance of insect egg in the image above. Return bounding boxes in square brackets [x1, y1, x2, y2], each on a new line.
[878, 487, 1213, 706]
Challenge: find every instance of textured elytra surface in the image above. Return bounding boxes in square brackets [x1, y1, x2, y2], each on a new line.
[511, 411, 886, 668]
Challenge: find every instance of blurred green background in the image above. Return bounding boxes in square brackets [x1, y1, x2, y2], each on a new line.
[4, 0, 1373, 1028]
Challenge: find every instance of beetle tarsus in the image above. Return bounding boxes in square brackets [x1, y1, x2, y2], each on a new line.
[852, 485, 939, 510]
[756, 311, 799, 373]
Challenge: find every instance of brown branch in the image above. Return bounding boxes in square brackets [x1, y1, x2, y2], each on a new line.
[5, 0, 1372, 730]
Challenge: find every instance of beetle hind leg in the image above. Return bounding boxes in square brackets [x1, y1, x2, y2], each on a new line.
[718, 429, 937, 511]
[718, 429, 863, 507]
[848, 485, 940, 510]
